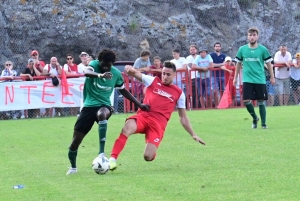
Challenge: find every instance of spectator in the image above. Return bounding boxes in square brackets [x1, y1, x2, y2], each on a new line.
[291, 53, 300, 105]
[264, 63, 275, 106]
[192, 48, 213, 108]
[77, 52, 90, 74]
[274, 44, 292, 106]
[0, 61, 21, 119]
[170, 49, 187, 90]
[87, 54, 95, 64]
[132, 50, 151, 101]
[43, 57, 63, 117]
[31, 50, 45, 73]
[149, 56, 163, 77]
[185, 44, 199, 108]
[1, 61, 17, 81]
[210, 42, 226, 107]
[20, 59, 42, 118]
[63, 54, 79, 76]
[133, 50, 151, 72]
[224, 56, 236, 107]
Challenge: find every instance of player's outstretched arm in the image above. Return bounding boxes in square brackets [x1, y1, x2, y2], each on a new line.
[178, 108, 206, 145]
[124, 65, 143, 82]
[84, 67, 112, 79]
[119, 88, 150, 111]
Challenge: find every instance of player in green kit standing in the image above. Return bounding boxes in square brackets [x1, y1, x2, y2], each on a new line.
[233, 27, 275, 129]
[66, 49, 149, 175]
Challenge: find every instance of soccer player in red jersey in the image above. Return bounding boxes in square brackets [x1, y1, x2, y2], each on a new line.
[109, 61, 206, 170]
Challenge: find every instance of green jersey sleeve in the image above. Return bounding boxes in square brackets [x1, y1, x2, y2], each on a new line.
[235, 46, 243, 62]
[88, 60, 101, 73]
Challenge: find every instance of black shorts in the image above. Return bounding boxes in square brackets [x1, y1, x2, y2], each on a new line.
[74, 106, 113, 134]
[242, 82, 268, 101]
[291, 78, 300, 90]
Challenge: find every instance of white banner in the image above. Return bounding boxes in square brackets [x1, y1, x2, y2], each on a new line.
[0, 78, 115, 111]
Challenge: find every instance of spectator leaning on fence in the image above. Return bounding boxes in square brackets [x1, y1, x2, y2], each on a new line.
[1, 61, 17, 81]
[264, 63, 275, 106]
[192, 48, 213, 108]
[274, 44, 292, 106]
[31, 50, 45, 73]
[290, 53, 300, 105]
[20, 58, 41, 81]
[63, 54, 79, 76]
[149, 56, 163, 78]
[77, 52, 90, 74]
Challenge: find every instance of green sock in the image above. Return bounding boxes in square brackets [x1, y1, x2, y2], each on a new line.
[245, 101, 257, 120]
[258, 101, 266, 125]
[68, 149, 77, 168]
[98, 120, 108, 154]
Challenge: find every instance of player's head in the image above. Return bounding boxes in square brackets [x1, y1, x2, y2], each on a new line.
[98, 49, 116, 73]
[214, 42, 221, 52]
[161, 61, 176, 85]
[247, 27, 259, 45]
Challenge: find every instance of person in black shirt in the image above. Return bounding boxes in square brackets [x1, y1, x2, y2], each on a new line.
[20, 58, 41, 80]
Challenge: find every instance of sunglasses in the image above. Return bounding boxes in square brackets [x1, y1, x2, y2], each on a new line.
[67, 58, 73, 60]
[6, 64, 12, 66]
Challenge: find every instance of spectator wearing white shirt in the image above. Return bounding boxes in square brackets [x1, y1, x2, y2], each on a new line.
[274, 44, 292, 106]
[170, 49, 187, 90]
[77, 52, 89, 74]
[185, 44, 199, 108]
[291, 53, 300, 105]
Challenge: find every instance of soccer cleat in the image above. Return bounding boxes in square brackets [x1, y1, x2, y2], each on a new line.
[66, 167, 77, 175]
[109, 158, 117, 171]
[252, 117, 259, 129]
[262, 125, 268, 129]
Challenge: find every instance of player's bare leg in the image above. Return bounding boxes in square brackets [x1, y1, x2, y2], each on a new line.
[109, 119, 137, 170]
[144, 143, 157, 161]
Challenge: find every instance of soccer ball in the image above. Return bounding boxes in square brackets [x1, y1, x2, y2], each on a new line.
[92, 156, 110, 174]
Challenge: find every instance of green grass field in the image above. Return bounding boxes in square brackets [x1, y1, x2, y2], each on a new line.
[1, 106, 300, 201]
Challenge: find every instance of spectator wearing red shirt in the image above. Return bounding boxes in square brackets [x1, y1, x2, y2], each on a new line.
[63, 54, 79, 76]
[31, 50, 45, 73]
[224, 56, 236, 106]
[149, 56, 163, 78]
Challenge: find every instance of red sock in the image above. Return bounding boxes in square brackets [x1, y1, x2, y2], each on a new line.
[111, 133, 128, 160]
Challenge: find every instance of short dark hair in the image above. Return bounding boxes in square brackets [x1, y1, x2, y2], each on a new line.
[153, 56, 161, 61]
[163, 61, 176, 72]
[66, 54, 74, 58]
[140, 50, 151, 57]
[248, 27, 259, 35]
[214, 42, 221, 47]
[172, 49, 180, 53]
[98, 49, 116, 63]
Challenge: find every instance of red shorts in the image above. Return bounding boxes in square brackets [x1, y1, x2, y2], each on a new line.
[127, 114, 165, 147]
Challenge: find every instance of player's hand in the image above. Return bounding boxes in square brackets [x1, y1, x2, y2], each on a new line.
[192, 135, 206, 145]
[270, 77, 275, 85]
[233, 78, 237, 86]
[138, 104, 150, 111]
[124, 65, 135, 75]
[99, 72, 113, 80]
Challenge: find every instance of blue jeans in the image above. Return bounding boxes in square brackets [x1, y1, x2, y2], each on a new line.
[197, 78, 211, 96]
[211, 76, 225, 91]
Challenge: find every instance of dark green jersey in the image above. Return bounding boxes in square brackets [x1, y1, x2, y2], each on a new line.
[83, 60, 124, 107]
[236, 44, 272, 84]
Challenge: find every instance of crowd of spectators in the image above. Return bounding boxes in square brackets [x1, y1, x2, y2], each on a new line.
[1, 44, 300, 119]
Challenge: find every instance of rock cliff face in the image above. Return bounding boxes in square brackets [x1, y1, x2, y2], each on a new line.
[1, 0, 300, 68]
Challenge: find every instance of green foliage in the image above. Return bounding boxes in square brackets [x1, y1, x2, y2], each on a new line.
[1, 106, 300, 200]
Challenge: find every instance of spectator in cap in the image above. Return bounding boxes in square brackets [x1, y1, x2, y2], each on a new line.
[77, 52, 89, 74]
[30, 50, 45, 73]
[192, 47, 213, 108]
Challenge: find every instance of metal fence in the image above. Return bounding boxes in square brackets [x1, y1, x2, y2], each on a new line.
[1, 0, 300, 120]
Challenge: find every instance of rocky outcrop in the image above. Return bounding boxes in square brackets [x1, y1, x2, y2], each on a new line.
[1, 0, 299, 69]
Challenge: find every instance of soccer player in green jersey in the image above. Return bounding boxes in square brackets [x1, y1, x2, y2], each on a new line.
[66, 49, 149, 175]
[233, 28, 275, 129]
